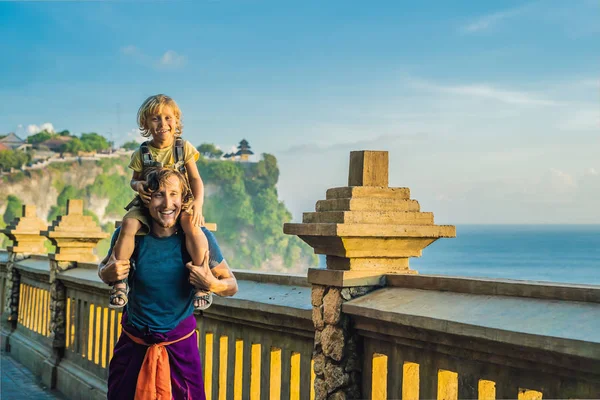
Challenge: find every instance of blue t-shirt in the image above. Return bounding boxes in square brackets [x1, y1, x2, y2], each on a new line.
[108, 227, 224, 333]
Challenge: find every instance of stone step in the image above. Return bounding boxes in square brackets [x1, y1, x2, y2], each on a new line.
[303, 211, 433, 225]
[325, 186, 410, 200]
[325, 255, 411, 271]
[284, 223, 456, 238]
[316, 198, 420, 212]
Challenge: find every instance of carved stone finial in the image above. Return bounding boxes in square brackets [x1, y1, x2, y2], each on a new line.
[0, 205, 48, 254]
[43, 199, 109, 263]
[348, 150, 389, 187]
[284, 150, 456, 283]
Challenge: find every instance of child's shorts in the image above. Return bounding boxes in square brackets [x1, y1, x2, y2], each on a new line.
[123, 203, 151, 235]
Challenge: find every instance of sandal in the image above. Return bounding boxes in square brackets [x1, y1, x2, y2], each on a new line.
[109, 286, 129, 309]
[193, 292, 213, 311]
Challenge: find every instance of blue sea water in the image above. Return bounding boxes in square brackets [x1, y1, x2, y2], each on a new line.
[410, 225, 600, 285]
[318, 225, 600, 285]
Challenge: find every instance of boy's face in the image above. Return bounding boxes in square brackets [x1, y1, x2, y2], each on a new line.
[147, 105, 178, 142]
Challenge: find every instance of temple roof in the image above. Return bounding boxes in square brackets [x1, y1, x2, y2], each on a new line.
[235, 149, 254, 156]
[0, 133, 25, 148]
[237, 139, 251, 150]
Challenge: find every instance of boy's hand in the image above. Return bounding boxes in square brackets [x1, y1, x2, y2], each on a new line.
[136, 181, 151, 204]
[188, 199, 205, 227]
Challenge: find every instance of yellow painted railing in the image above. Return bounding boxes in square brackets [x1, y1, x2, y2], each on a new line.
[2, 256, 316, 400]
[18, 282, 51, 337]
[3, 252, 599, 400]
[369, 353, 545, 400]
[199, 330, 315, 400]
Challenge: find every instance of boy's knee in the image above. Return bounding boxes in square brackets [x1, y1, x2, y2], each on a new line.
[180, 214, 200, 232]
[121, 218, 142, 235]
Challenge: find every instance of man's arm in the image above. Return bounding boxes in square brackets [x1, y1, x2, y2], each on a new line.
[98, 229, 131, 284]
[187, 258, 238, 297]
[209, 260, 238, 297]
[98, 251, 131, 284]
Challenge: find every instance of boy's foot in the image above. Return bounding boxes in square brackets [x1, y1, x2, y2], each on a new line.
[193, 291, 213, 311]
[109, 283, 129, 309]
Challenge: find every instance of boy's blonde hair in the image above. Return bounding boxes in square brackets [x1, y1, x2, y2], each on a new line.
[137, 94, 183, 138]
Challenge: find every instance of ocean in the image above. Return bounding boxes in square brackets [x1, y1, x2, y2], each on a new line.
[320, 225, 600, 286]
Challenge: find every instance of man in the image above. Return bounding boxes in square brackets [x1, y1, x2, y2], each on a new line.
[98, 168, 237, 400]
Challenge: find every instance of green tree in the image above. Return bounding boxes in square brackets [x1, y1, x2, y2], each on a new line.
[3, 195, 23, 225]
[47, 185, 85, 222]
[80, 132, 110, 152]
[121, 140, 139, 151]
[197, 143, 223, 159]
[61, 138, 85, 154]
[198, 154, 317, 270]
[26, 130, 55, 145]
[0, 150, 31, 171]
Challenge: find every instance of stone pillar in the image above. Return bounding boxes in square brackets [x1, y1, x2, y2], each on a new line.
[0, 205, 48, 350]
[41, 199, 109, 387]
[284, 150, 456, 399]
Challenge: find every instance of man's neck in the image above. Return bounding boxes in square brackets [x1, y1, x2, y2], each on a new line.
[150, 222, 178, 238]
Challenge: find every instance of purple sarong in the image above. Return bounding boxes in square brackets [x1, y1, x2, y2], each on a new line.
[107, 312, 206, 400]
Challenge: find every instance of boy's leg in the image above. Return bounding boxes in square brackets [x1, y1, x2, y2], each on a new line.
[110, 218, 142, 307]
[180, 213, 211, 310]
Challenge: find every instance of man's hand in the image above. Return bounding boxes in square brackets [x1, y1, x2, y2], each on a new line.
[99, 253, 131, 284]
[136, 181, 151, 204]
[187, 253, 238, 297]
[186, 252, 215, 291]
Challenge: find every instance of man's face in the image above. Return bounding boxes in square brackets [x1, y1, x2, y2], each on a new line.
[148, 176, 183, 229]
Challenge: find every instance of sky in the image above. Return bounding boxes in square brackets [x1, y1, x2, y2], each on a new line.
[1, 0, 599, 224]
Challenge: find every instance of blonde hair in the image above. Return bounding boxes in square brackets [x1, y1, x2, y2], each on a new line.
[137, 94, 183, 138]
[145, 168, 193, 210]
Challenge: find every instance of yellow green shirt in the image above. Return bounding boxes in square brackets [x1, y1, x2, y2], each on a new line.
[129, 140, 199, 173]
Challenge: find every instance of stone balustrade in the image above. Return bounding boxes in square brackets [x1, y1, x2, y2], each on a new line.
[0, 150, 599, 400]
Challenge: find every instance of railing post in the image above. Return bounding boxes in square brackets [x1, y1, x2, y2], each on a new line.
[40, 199, 109, 388]
[285, 150, 455, 399]
[0, 204, 48, 350]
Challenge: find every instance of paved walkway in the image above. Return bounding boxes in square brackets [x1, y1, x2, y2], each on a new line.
[1, 352, 65, 399]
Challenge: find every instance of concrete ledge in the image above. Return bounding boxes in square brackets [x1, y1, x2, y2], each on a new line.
[344, 287, 600, 360]
[59, 268, 107, 292]
[213, 278, 312, 320]
[12, 258, 50, 278]
[308, 268, 389, 287]
[387, 274, 600, 303]
[56, 359, 106, 400]
[231, 269, 310, 287]
[6, 330, 53, 382]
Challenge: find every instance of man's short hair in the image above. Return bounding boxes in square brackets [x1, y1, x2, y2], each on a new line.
[145, 168, 194, 210]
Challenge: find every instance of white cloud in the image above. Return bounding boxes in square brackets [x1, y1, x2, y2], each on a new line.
[27, 123, 55, 135]
[461, 4, 528, 33]
[120, 45, 140, 56]
[409, 78, 559, 106]
[159, 50, 187, 68]
[120, 46, 186, 69]
[460, 1, 600, 36]
[279, 132, 426, 154]
[549, 168, 577, 190]
[124, 128, 145, 144]
[559, 108, 600, 132]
